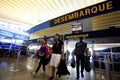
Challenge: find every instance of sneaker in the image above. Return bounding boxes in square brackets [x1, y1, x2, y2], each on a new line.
[41, 71, 45, 74]
[81, 73, 84, 78]
[31, 72, 36, 77]
[48, 76, 54, 80]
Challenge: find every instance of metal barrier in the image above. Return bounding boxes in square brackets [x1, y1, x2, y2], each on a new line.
[94, 57, 111, 80]
[10, 50, 21, 72]
[98, 58, 103, 80]
[94, 52, 120, 80]
[104, 55, 111, 80]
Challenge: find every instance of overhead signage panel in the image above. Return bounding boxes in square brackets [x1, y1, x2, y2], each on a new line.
[65, 28, 120, 40]
[0, 30, 14, 37]
[15, 34, 29, 40]
[51, 0, 120, 26]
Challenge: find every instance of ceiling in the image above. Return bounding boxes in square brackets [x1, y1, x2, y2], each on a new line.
[0, 0, 105, 27]
[0, 0, 105, 28]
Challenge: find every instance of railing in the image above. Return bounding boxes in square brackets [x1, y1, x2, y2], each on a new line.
[93, 52, 120, 80]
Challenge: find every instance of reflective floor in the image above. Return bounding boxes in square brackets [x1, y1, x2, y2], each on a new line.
[0, 56, 120, 80]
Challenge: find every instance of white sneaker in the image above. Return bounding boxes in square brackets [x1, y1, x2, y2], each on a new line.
[41, 71, 46, 75]
[31, 72, 36, 77]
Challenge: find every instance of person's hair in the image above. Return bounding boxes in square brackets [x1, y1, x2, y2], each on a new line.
[79, 37, 83, 40]
[55, 33, 60, 37]
[55, 33, 60, 40]
[41, 38, 47, 45]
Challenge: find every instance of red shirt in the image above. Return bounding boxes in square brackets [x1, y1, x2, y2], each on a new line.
[37, 45, 48, 57]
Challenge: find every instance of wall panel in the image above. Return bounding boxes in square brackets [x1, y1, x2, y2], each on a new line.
[30, 23, 72, 39]
[30, 18, 92, 39]
[30, 11, 120, 39]
[92, 11, 120, 30]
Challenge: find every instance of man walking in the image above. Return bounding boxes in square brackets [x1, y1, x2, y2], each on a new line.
[75, 37, 87, 79]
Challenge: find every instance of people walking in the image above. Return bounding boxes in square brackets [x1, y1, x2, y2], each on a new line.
[75, 37, 87, 79]
[49, 33, 64, 80]
[31, 38, 48, 77]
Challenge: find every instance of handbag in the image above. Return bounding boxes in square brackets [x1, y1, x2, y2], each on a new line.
[57, 59, 70, 78]
[84, 56, 91, 72]
[71, 55, 75, 68]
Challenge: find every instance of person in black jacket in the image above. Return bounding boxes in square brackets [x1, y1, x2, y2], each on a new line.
[75, 37, 87, 79]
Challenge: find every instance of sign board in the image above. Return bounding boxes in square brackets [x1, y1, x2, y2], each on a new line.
[72, 22, 83, 34]
[51, 0, 120, 26]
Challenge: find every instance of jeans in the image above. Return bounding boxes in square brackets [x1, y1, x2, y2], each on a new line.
[35, 56, 46, 73]
[76, 55, 84, 78]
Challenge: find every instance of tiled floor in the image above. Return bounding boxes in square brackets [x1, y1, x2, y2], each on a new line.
[0, 56, 120, 80]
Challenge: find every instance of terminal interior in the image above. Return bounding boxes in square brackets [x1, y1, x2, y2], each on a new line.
[0, 0, 120, 80]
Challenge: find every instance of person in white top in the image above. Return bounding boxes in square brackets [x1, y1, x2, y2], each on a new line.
[85, 48, 91, 60]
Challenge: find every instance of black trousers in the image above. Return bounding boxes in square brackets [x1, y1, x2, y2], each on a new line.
[76, 55, 84, 78]
[35, 56, 46, 73]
